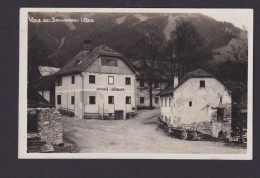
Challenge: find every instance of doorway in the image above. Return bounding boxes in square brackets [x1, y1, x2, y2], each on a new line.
[115, 110, 124, 120]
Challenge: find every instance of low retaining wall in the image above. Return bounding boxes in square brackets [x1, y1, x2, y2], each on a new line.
[27, 108, 63, 147]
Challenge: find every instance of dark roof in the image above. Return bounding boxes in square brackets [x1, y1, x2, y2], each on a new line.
[34, 75, 56, 90]
[28, 83, 52, 108]
[55, 44, 137, 76]
[157, 69, 214, 96]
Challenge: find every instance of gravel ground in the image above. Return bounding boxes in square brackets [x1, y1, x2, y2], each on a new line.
[62, 109, 246, 154]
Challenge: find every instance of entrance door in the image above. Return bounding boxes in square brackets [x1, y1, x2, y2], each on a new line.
[115, 110, 124, 120]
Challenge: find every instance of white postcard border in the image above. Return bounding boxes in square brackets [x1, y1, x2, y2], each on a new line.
[19, 8, 253, 160]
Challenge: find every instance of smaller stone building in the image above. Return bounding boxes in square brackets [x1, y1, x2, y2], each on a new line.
[158, 69, 232, 138]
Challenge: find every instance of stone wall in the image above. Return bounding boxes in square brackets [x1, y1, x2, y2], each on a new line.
[27, 108, 63, 146]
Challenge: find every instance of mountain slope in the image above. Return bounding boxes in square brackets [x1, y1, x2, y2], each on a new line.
[28, 12, 246, 69]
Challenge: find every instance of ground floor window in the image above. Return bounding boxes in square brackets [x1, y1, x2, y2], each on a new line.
[57, 95, 61, 105]
[89, 96, 96, 104]
[189, 101, 192, 107]
[155, 97, 159, 104]
[108, 96, 114, 104]
[169, 98, 172, 107]
[161, 98, 163, 107]
[165, 98, 167, 107]
[71, 96, 75, 105]
[140, 97, 144, 104]
[126, 96, 131, 104]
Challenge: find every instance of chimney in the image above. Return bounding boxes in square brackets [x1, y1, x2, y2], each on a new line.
[83, 40, 92, 51]
[173, 75, 178, 88]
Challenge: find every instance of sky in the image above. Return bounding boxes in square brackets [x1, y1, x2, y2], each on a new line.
[200, 9, 252, 30]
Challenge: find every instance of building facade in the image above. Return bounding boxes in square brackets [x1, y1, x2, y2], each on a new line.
[136, 79, 167, 109]
[55, 42, 138, 119]
[158, 69, 232, 138]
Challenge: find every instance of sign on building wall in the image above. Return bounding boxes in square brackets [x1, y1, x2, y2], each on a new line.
[96, 87, 125, 91]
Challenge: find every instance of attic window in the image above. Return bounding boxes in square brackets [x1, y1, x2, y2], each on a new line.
[75, 60, 82, 66]
[200, 80, 205, 88]
[101, 58, 117, 66]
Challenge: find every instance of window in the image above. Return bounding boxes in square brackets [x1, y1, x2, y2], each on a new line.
[200, 80, 205, 88]
[71, 75, 75, 84]
[126, 96, 131, 104]
[217, 108, 224, 122]
[108, 76, 114, 85]
[57, 95, 61, 105]
[108, 96, 114, 104]
[165, 98, 167, 107]
[125, 77, 131, 85]
[75, 60, 82, 66]
[71, 96, 75, 105]
[89, 96, 96, 104]
[101, 58, 117, 66]
[169, 98, 171, 107]
[154, 82, 159, 88]
[189, 101, 192, 107]
[140, 97, 144, 104]
[57, 77, 62, 86]
[140, 80, 144, 87]
[89, 75, 95, 84]
[155, 97, 159, 104]
[161, 99, 163, 107]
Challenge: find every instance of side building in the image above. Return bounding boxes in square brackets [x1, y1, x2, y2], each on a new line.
[158, 69, 232, 138]
[136, 77, 168, 109]
[33, 66, 60, 106]
[55, 41, 138, 119]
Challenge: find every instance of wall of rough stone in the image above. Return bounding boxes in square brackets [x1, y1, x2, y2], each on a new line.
[27, 108, 63, 146]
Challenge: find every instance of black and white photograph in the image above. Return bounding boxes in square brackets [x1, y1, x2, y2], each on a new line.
[19, 8, 253, 159]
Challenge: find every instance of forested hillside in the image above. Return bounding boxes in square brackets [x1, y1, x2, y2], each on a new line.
[28, 12, 245, 68]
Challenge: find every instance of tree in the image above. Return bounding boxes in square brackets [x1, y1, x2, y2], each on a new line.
[167, 19, 213, 77]
[135, 33, 165, 109]
[207, 39, 248, 103]
[28, 35, 52, 84]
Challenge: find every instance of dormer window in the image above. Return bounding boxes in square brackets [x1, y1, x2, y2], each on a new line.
[75, 60, 82, 66]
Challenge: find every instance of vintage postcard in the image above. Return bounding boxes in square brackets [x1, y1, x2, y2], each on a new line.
[19, 8, 253, 159]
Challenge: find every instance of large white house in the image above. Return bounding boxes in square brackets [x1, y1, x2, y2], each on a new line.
[55, 41, 138, 119]
[158, 69, 232, 138]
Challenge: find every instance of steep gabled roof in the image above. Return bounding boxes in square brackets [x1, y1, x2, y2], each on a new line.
[34, 74, 56, 90]
[55, 44, 137, 76]
[28, 83, 52, 108]
[157, 69, 214, 96]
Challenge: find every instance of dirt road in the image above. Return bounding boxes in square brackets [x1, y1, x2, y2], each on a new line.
[62, 109, 246, 154]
